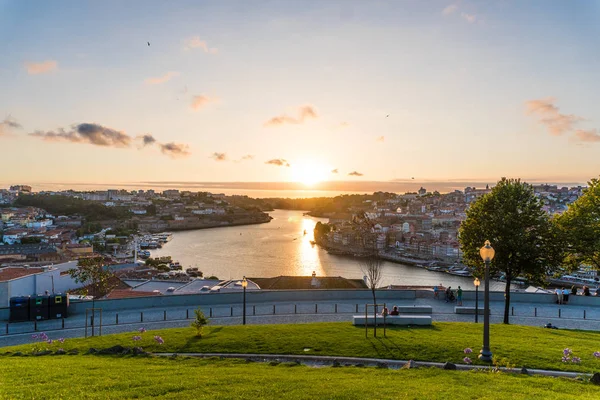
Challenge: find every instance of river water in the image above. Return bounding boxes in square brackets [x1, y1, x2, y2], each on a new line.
[150, 209, 507, 290]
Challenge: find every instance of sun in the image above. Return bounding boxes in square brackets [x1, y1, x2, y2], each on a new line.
[291, 161, 328, 186]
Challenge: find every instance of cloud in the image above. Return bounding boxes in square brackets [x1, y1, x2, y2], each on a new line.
[191, 95, 217, 111]
[139, 134, 157, 146]
[211, 152, 227, 161]
[376, 136, 385, 142]
[461, 13, 477, 23]
[145, 71, 179, 85]
[525, 98, 582, 136]
[264, 105, 318, 127]
[331, 169, 339, 174]
[183, 36, 218, 53]
[29, 122, 192, 157]
[442, 4, 458, 15]
[348, 171, 363, 176]
[573, 129, 600, 143]
[265, 159, 291, 167]
[1, 116, 22, 136]
[160, 142, 191, 158]
[24, 60, 58, 75]
[241, 154, 254, 160]
[30, 123, 131, 147]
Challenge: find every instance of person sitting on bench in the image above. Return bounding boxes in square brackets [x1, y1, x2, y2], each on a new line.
[390, 306, 399, 316]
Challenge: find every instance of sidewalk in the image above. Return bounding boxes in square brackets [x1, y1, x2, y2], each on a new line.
[2, 297, 600, 347]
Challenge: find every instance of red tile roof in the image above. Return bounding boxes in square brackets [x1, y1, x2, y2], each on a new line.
[0, 267, 44, 282]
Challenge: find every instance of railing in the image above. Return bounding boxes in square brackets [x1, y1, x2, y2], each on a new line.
[2, 302, 599, 338]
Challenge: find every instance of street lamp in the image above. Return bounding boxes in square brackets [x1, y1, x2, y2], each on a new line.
[241, 276, 248, 325]
[479, 240, 495, 362]
[473, 277, 480, 323]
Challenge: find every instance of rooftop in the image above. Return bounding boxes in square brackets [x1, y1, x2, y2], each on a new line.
[0, 267, 45, 282]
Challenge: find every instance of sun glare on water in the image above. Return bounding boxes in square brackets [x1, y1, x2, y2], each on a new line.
[291, 161, 329, 186]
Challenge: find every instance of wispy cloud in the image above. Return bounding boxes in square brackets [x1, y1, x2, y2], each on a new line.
[264, 105, 318, 127]
[211, 152, 227, 161]
[144, 71, 179, 85]
[265, 158, 291, 167]
[442, 4, 457, 15]
[574, 129, 600, 143]
[160, 143, 191, 158]
[24, 60, 58, 75]
[241, 154, 254, 160]
[525, 98, 582, 136]
[29, 122, 191, 157]
[191, 95, 218, 111]
[138, 134, 157, 147]
[376, 136, 385, 142]
[183, 36, 218, 54]
[348, 171, 363, 176]
[30, 123, 131, 147]
[461, 12, 477, 23]
[1, 116, 22, 136]
[331, 168, 339, 174]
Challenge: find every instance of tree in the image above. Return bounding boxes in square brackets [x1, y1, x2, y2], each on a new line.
[555, 177, 600, 272]
[68, 257, 116, 301]
[459, 178, 561, 324]
[360, 251, 384, 312]
[190, 308, 209, 337]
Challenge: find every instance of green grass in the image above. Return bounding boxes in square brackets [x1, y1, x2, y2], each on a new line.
[0, 356, 597, 399]
[4, 322, 600, 373]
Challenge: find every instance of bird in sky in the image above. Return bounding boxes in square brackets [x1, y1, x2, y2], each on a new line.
[386, 114, 389, 118]
[147, 42, 150, 46]
[411, 177, 415, 180]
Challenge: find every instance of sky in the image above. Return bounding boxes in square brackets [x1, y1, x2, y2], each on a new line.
[1, 0, 599, 191]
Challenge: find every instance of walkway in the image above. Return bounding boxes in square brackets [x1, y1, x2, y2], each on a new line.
[2, 296, 599, 347]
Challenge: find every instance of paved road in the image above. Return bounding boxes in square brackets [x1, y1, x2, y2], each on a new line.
[2, 297, 599, 347]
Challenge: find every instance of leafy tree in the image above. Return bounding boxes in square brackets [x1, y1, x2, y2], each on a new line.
[68, 257, 117, 303]
[459, 178, 562, 324]
[555, 177, 600, 272]
[190, 308, 209, 337]
[20, 237, 42, 244]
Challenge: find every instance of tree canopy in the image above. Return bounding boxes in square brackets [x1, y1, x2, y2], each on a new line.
[555, 177, 600, 271]
[459, 178, 562, 324]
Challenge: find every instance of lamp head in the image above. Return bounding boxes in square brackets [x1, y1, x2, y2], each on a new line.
[241, 276, 248, 288]
[479, 240, 495, 262]
[474, 277, 480, 287]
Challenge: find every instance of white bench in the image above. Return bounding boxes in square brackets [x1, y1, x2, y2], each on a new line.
[454, 307, 488, 315]
[394, 306, 432, 314]
[352, 315, 432, 326]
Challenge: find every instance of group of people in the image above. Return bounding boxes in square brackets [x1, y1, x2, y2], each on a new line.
[433, 284, 463, 305]
[556, 286, 594, 304]
[381, 306, 400, 317]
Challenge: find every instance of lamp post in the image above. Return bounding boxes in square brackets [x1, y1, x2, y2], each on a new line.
[473, 277, 480, 323]
[241, 276, 248, 325]
[479, 240, 495, 362]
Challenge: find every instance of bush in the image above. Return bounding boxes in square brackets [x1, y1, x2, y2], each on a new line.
[191, 308, 209, 338]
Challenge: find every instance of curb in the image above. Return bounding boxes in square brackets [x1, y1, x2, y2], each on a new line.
[152, 352, 593, 379]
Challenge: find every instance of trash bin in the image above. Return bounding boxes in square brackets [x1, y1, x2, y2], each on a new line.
[29, 295, 49, 321]
[10, 296, 31, 322]
[48, 294, 68, 319]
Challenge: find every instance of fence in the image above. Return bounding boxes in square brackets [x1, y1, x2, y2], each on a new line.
[2, 301, 600, 338]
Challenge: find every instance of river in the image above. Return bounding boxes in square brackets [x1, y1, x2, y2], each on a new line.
[150, 209, 508, 290]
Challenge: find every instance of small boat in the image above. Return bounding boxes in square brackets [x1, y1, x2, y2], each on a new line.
[447, 268, 472, 277]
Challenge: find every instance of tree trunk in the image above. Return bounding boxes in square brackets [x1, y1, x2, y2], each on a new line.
[503, 272, 512, 324]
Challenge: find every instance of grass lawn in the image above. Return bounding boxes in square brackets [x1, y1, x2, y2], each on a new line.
[4, 322, 600, 373]
[1, 356, 598, 399]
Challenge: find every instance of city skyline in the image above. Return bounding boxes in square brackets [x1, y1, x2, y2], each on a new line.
[1, 1, 599, 187]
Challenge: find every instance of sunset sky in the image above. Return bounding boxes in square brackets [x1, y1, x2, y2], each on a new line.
[1, 1, 599, 190]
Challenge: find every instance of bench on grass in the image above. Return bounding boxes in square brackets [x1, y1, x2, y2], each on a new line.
[352, 315, 432, 326]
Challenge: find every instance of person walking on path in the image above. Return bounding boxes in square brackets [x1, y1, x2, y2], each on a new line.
[457, 286, 463, 306]
[445, 286, 452, 303]
[555, 288, 563, 305]
[433, 285, 439, 299]
[562, 287, 570, 304]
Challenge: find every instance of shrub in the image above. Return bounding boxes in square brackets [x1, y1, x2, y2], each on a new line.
[191, 308, 209, 337]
